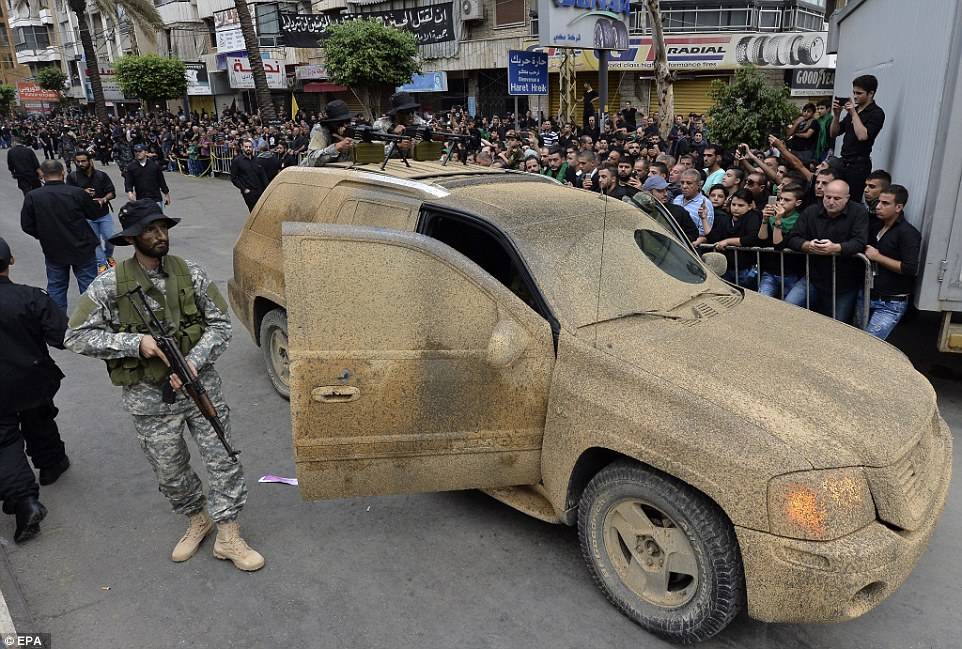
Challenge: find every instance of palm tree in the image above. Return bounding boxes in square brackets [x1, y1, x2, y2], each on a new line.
[233, 0, 277, 119]
[66, 0, 163, 122]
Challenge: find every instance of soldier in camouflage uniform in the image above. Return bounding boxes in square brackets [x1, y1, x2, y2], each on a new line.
[300, 100, 355, 167]
[64, 200, 264, 571]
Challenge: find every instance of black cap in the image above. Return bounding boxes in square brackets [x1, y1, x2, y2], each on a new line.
[108, 200, 180, 246]
[387, 92, 420, 115]
[0, 236, 10, 263]
[132, 143, 147, 152]
[320, 100, 351, 124]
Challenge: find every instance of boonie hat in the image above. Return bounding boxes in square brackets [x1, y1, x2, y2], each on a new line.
[108, 200, 180, 246]
[132, 143, 147, 152]
[642, 176, 669, 191]
[320, 100, 351, 124]
[387, 92, 420, 116]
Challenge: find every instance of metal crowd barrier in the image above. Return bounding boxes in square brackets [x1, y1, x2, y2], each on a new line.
[698, 244, 874, 328]
[204, 145, 308, 176]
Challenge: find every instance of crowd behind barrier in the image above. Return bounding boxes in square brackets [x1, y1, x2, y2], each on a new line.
[2, 83, 914, 339]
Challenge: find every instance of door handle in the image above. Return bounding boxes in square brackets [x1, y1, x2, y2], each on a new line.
[311, 386, 360, 403]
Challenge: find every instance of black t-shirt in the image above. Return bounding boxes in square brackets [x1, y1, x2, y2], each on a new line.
[708, 209, 762, 270]
[583, 90, 598, 116]
[870, 216, 921, 296]
[840, 102, 885, 158]
[789, 119, 819, 152]
[621, 107, 637, 130]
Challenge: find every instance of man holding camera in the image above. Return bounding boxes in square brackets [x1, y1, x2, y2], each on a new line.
[830, 74, 885, 203]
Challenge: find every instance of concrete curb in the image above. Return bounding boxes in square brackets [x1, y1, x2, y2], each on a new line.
[0, 541, 37, 634]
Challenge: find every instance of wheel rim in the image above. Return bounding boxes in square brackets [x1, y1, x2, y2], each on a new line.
[603, 498, 699, 609]
[267, 326, 290, 385]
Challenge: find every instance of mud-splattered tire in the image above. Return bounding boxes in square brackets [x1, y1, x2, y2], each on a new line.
[578, 460, 745, 643]
[260, 308, 290, 400]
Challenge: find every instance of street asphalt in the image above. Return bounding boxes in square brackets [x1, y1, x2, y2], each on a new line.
[0, 150, 959, 648]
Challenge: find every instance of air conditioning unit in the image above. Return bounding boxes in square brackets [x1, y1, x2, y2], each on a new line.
[461, 0, 482, 21]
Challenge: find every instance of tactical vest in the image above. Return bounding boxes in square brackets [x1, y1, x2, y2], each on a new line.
[106, 256, 205, 386]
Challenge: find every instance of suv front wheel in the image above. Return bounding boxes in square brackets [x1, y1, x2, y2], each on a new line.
[578, 459, 746, 643]
[260, 308, 291, 399]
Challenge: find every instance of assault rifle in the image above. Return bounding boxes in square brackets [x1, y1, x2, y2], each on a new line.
[119, 284, 240, 462]
[344, 125, 477, 169]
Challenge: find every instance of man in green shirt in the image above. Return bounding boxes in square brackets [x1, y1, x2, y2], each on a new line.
[814, 98, 835, 162]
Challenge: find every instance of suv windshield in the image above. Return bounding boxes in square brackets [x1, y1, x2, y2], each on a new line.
[512, 200, 731, 328]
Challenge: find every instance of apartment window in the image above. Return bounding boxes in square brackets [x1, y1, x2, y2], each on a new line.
[758, 8, 782, 30]
[15, 25, 51, 52]
[659, 7, 751, 32]
[1, 53, 14, 69]
[256, 3, 298, 48]
[794, 7, 826, 31]
[495, 0, 525, 27]
[0, 28, 9, 48]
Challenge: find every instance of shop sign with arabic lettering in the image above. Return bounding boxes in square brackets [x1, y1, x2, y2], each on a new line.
[227, 56, 287, 89]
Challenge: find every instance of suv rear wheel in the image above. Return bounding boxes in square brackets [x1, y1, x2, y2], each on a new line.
[578, 459, 745, 643]
[260, 308, 290, 399]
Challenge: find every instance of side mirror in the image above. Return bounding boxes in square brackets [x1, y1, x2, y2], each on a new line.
[486, 318, 528, 368]
[702, 251, 728, 277]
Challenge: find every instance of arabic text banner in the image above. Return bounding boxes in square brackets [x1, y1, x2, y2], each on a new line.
[281, 3, 455, 48]
[227, 56, 286, 90]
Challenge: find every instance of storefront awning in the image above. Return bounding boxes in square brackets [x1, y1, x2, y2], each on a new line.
[304, 82, 348, 93]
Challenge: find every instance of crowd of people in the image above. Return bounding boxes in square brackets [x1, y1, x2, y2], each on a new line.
[0, 73, 922, 550]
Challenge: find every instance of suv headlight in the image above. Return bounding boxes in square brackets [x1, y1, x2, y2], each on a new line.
[768, 468, 876, 541]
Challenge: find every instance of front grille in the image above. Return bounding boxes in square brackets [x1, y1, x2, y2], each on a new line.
[865, 418, 938, 532]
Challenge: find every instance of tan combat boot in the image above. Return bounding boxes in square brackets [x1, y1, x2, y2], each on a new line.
[171, 510, 214, 562]
[213, 520, 265, 571]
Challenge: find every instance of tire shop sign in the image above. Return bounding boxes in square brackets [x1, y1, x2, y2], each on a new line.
[525, 31, 835, 71]
[536, 0, 632, 51]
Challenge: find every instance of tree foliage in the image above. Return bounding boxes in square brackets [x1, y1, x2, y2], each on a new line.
[0, 84, 15, 113]
[706, 65, 800, 151]
[323, 18, 421, 119]
[35, 67, 68, 92]
[114, 54, 188, 104]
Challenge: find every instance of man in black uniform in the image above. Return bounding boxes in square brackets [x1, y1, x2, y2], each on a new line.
[125, 143, 171, 212]
[21, 159, 100, 312]
[230, 139, 269, 213]
[0, 237, 71, 543]
[8, 137, 42, 196]
[830, 74, 885, 204]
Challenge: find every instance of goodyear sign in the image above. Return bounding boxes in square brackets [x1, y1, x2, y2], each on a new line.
[526, 31, 835, 71]
[537, 0, 632, 51]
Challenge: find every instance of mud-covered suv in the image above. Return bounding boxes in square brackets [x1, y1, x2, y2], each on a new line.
[230, 162, 952, 643]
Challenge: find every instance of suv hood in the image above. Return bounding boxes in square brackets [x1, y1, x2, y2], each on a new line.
[588, 292, 935, 469]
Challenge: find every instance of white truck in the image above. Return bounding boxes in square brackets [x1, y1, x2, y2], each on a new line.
[829, 0, 962, 351]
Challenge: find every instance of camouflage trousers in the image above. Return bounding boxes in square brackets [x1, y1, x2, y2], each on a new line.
[131, 385, 247, 523]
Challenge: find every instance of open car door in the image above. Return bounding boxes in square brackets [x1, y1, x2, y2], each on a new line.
[283, 223, 556, 500]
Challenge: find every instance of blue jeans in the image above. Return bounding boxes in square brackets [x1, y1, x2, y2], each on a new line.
[856, 293, 909, 340]
[722, 266, 757, 290]
[44, 257, 98, 313]
[87, 214, 115, 266]
[758, 272, 800, 299]
[187, 159, 200, 176]
[785, 278, 859, 323]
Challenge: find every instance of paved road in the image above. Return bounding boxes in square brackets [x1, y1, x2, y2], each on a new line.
[0, 152, 959, 648]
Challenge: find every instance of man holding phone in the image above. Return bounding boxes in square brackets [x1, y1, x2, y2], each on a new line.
[785, 179, 869, 323]
[830, 74, 885, 203]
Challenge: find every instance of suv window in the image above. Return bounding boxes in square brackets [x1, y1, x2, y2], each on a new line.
[420, 211, 541, 313]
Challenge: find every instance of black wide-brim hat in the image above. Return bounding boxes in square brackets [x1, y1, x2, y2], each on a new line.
[320, 100, 351, 124]
[388, 92, 420, 115]
[108, 199, 180, 246]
